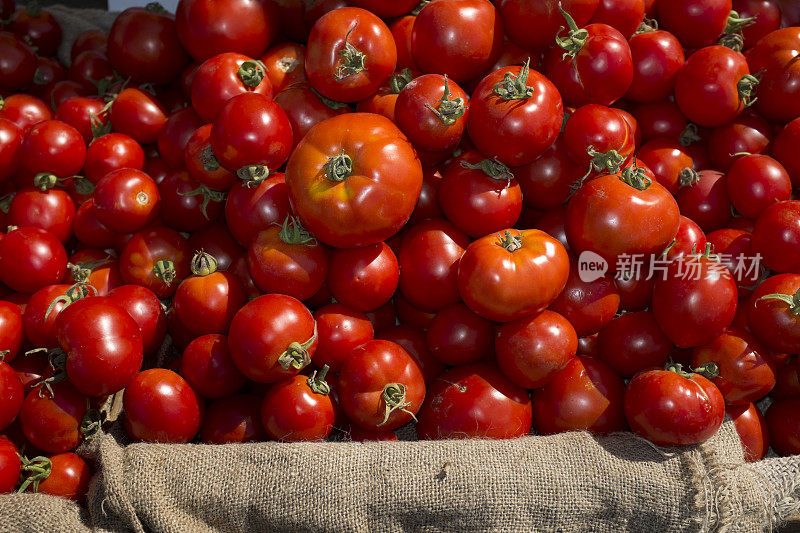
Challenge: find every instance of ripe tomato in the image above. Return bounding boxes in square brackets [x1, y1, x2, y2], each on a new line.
[8, 186, 75, 243]
[459, 229, 570, 322]
[56, 296, 143, 397]
[20, 119, 86, 178]
[412, 0, 503, 83]
[376, 325, 446, 385]
[425, 303, 492, 366]
[0, 436, 20, 493]
[185, 124, 238, 192]
[107, 5, 189, 85]
[274, 83, 350, 149]
[652, 248, 738, 348]
[0, 118, 22, 182]
[772, 117, 800, 187]
[636, 138, 695, 195]
[191, 52, 273, 122]
[84, 133, 145, 184]
[389, 15, 417, 71]
[119, 226, 192, 299]
[549, 263, 621, 337]
[338, 339, 424, 431]
[158, 170, 224, 233]
[0, 361, 23, 432]
[418, 363, 531, 439]
[725, 154, 791, 219]
[0, 227, 66, 294]
[665, 215, 708, 261]
[657, 0, 732, 49]
[745, 27, 800, 123]
[285, 113, 422, 248]
[157, 107, 204, 169]
[676, 170, 732, 233]
[516, 138, 585, 211]
[327, 242, 399, 312]
[675, 46, 757, 128]
[305, 7, 396, 103]
[313, 303, 374, 372]
[181, 334, 246, 399]
[751, 200, 800, 274]
[92, 168, 161, 234]
[0, 94, 52, 131]
[625, 363, 725, 446]
[22, 284, 71, 349]
[261, 369, 335, 442]
[210, 92, 292, 175]
[589, 0, 645, 38]
[224, 172, 290, 247]
[596, 310, 672, 377]
[54, 96, 106, 146]
[497, 0, 598, 54]
[0, 301, 23, 363]
[176, 0, 279, 62]
[728, 402, 769, 462]
[21, 452, 91, 502]
[201, 394, 268, 444]
[67, 51, 113, 93]
[107, 284, 167, 356]
[260, 42, 308, 93]
[228, 294, 317, 383]
[108, 88, 167, 145]
[0, 32, 36, 91]
[765, 397, 800, 456]
[747, 274, 800, 354]
[123, 369, 203, 443]
[563, 104, 635, 175]
[188, 223, 244, 272]
[707, 109, 772, 172]
[20, 382, 88, 453]
[395, 74, 469, 153]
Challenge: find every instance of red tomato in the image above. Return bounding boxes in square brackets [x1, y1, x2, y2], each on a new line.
[20, 119, 85, 178]
[157, 107, 204, 169]
[107, 5, 189, 85]
[107, 285, 167, 357]
[665, 215, 708, 261]
[772, 117, 800, 188]
[376, 325, 446, 385]
[191, 52, 274, 122]
[597, 310, 672, 378]
[727, 402, 769, 462]
[707, 109, 772, 172]
[549, 263, 621, 337]
[123, 369, 203, 443]
[21, 452, 91, 502]
[84, 133, 145, 185]
[652, 248, 738, 348]
[676, 170, 732, 233]
[185, 124, 238, 192]
[726, 154, 791, 219]
[0, 31, 36, 91]
[765, 397, 800, 456]
[274, 83, 350, 150]
[747, 273, 800, 354]
[158, 170, 224, 233]
[532, 355, 626, 434]
[624, 363, 725, 446]
[0, 436, 21, 493]
[0, 227, 66, 294]
[22, 284, 71, 349]
[338, 339, 425, 431]
[389, 16, 417, 71]
[745, 27, 800, 123]
[0, 94, 52, 131]
[631, 100, 688, 143]
[425, 303, 492, 366]
[563, 104, 635, 174]
[224, 172, 290, 247]
[497, 0, 598, 54]
[395, 74, 468, 153]
[92, 168, 161, 234]
[0, 301, 23, 363]
[67, 51, 113, 93]
[181, 334, 246, 399]
[8, 186, 75, 243]
[119, 226, 192, 299]
[327, 242, 399, 312]
[0, 361, 23, 432]
[636, 138, 695, 195]
[412, 0, 503, 83]
[516, 138, 585, 211]
[200, 394, 268, 444]
[285, 113, 422, 249]
[188, 223, 244, 272]
[751, 200, 800, 274]
[0, 118, 22, 181]
[54, 96, 106, 146]
[458, 229, 570, 322]
[20, 382, 88, 453]
[313, 304, 374, 372]
[228, 294, 317, 383]
[588, 0, 644, 38]
[260, 42, 308, 93]
[657, 0, 732, 49]
[261, 369, 335, 441]
[108, 88, 167, 145]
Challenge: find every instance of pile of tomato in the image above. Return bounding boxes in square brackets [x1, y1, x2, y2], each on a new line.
[0, 0, 799, 505]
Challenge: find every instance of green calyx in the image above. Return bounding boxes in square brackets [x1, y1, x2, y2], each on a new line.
[324, 150, 353, 182]
[307, 365, 331, 395]
[554, 3, 589, 58]
[311, 88, 348, 110]
[634, 18, 658, 35]
[493, 58, 535, 100]
[665, 361, 719, 380]
[426, 75, 467, 125]
[460, 158, 514, 188]
[496, 230, 523, 252]
[335, 25, 366, 81]
[759, 288, 800, 316]
[145, 2, 168, 14]
[237, 165, 270, 187]
[277, 322, 318, 371]
[277, 215, 317, 247]
[679, 123, 701, 146]
[190, 250, 218, 276]
[679, 167, 700, 187]
[587, 146, 625, 175]
[68, 258, 110, 284]
[17, 455, 52, 494]
[390, 68, 414, 94]
[738, 74, 760, 107]
[619, 163, 652, 191]
[33, 173, 58, 191]
[411, 0, 430, 16]
[379, 382, 416, 426]
[201, 145, 221, 172]
[153, 260, 176, 286]
[237, 60, 267, 88]
[178, 184, 226, 220]
[0, 194, 15, 215]
[44, 282, 98, 322]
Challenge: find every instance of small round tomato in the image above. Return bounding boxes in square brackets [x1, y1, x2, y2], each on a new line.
[181, 334, 246, 399]
[108, 88, 167, 145]
[549, 263, 621, 337]
[156, 107, 204, 169]
[20, 119, 86, 178]
[0, 361, 23, 432]
[747, 274, 800, 354]
[426, 303, 493, 366]
[261, 368, 335, 441]
[8, 186, 75, 244]
[588, 0, 645, 38]
[0, 94, 52, 131]
[119, 226, 192, 299]
[54, 96, 106, 145]
[727, 402, 769, 462]
[516, 138, 585, 211]
[625, 363, 725, 446]
[200, 394, 268, 444]
[636, 137, 695, 195]
[224, 172, 291, 247]
[313, 304, 374, 372]
[326, 242, 399, 312]
[765, 397, 800, 456]
[772, 117, 800, 188]
[0, 227, 66, 294]
[0, 32, 37, 91]
[185, 124, 238, 192]
[497, 0, 598, 54]
[158, 170, 223, 233]
[562, 104, 635, 174]
[20, 382, 88, 453]
[22, 284, 71, 349]
[417, 363, 531, 439]
[0, 436, 21, 493]
[395, 74, 469, 153]
[656, 0, 731, 49]
[305, 7, 396, 103]
[260, 42, 307, 93]
[191, 52, 273, 122]
[21, 452, 91, 502]
[631, 100, 688, 143]
[376, 325, 445, 385]
[625, 28, 684, 103]
[248, 216, 329, 301]
[458, 229, 570, 322]
[67, 50, 113, 93]
[0, 117, 22, 182]
[596, 310, 672, 378]
[676, 170, 732, 233]
[274, 83, 351, 150]
[0, 301, 23, 363]
[92, 168, 161, 234]
[84, 133, 145, 185]
[745, 27, 800, 123]
[751, 201, 800, 274]
[726, 154, 791, 219]
[707, 110, 772, 172]
[123, 369, 203, 443]
[338, 339, 425, 432]
[107, 284, 167, 356]
[228, 294, 317, 383]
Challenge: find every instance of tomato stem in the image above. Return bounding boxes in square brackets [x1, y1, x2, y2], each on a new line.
[153, 260, 176, 286]
[33, 173, 58, 191]
[425, 74, 467, 125]
[190, 250, 218, 276]
[379, 382, 416, 426]
[634, 18, 658, 35]
[324, 150, 353, 182]
[80, 408, 103, 440]
[665, 361, 719, 380]
[492, 58, 534, 100]
[16, 455, 52, 494]
[460, 158, 513, 187]
[724, 10, 757, 34]
[178, 185, 226, 220]
[738, 74, 760, 108]
[679, 123, 701, 146]
[390, 68, 414, 94]
[0, 193, 15, 215]
[307, 364, 331, 395]
[411, 0, 429, 16]
[496, 230, 523, 252]
[619, 163, 652, 191]
[311, 88, 348, 110]
[555, 3, 589, 58]
[44, 282, 98, 322]
[586, 146, 625, 177]
[237, 60, 267, 88]
[277, 322, 317, 371]
[200, 145, 221, 171]
[335, 24, 366, 81]
[759, 289, 800, 316]
[70, 176, 95, 196]
[236, 165, 269, 187]
[678, 167, 700, 187]
[68, 258, 110, 284]
[277, 215, 318, 247]
[145, 2, 168, 14]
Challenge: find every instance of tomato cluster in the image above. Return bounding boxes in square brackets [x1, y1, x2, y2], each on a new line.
[1, 0, 800, 501]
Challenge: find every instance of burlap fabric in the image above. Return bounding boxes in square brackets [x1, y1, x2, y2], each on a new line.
[0, 5, 798, 531]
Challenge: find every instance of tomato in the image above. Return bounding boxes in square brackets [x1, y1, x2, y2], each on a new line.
[562, 104, 635, 175]
[285, 113, 422, 248]
[728, 402, 769, 462]
[636, 138, 695, 195]
[312, 304, 374, 372]
[123, 369, 203, 443]
[0, 32, 36, 91]
[624, 363, 725, 446]
[327, 241, 399, 312]
[119, 226, 192, 299]
[690, 329, 776, 404]
[260, 42, 308, 94]
[188, 223, 244, 272]
[191, 52, 273, 122]
[765, 398, 800, 456]
[20, 119, 85, 179]
[726, 154, 791, 219]
[0, 436, 20, 493]
[355, 72, 405, 122]
[0, 227, 66, 294]
[176, 0, 279, 62]
[424, 303, 492, 367]
[107, 5, 189, 85]
[184, 124, 236, 192]
[394, 292, 436, 330]
[626, 28, 684, 103]
[548, 264, 619, 337]
[0, 301, 22, 363]
[395, 74, 468, 153]
[0, 361, 23, 432]
[0, 118, 22, 182]
[70, 29, 107, 61]
[733, 0, 781, 49]
[228, 294, 317, 383]
[21, 452, 90, 502]
[210, 92, 292, 175]
[338, 339, 424, 431]
[0, 94, 52, 131]
[8, 186, 75, 244]
[67, 51, 114, 93]
[652, 248, 738, 348]
[376, 325, 445, 385]
[589, 0, 645, 38]
[305, 7, 396, 103]
[751, 200, 800, 274]
[54, 96, 107, 146]
[516, 138, 584, 211]
[675, 46, 757, 128]
[676, 170, 732, 233]
[596, 310, 672, 378]
[224, 172, 290, 248]
[20, 382, 88, 453]
[92, 168, 161, 234]
[707, 110, 772, 172]
[497, 0, 598, 54]
[201, 394, 267, 444]
[181, 334, 246, 399]
[458, 229, 570, 322]
[745, 28, 800, 123]
[107, 285, 167, 357]
[389, 15, 417, 71]
[398, 219, 470, 311]
[108, 88, 167, 145]
[412, 0, 503, 83]
[657, 0, 732, 49]
[437, 152, 522, 239]
[72, 199, 118, 250]
[22, 284, 70, 349]
[468, 62, 562, 166]
[261, 369, 335, 442]
[156, 108, 204, 170]
[664, 215, 708, 261]
[10, 5, 62, 57]
[84, 133, 145, 185]
[275, 83, 350, 150]
[747, 274, 800, 354]
[159, 170, 221, 232]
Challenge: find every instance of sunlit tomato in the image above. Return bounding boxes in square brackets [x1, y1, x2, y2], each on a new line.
[636, 138, 695, 195]
[54, 96, 106, 145]
[0, 436, 20, 493]
[588, 0, 645, 38]
[562, 104, 634, 174]
[20, 382, 88, 453]
[274, 82, 350, 149]
[22, 284, 70, 349]
[201, 394, 268, 444]
[228, 294, 317, 383]
[0, 94, 52, 132]
[657, 0, 732, 49]
[65, 251, 122, 297]
[745, 27, 800, 123]
[84, 133, 145, 185]
[676, 170, 732, 233]
[108, 88, 167, 145]
[261, 369, 335, 441]
[625, 27, 684, 103]
[0, 361, 23, 432]
[107, 284, 167, 356]
[497, 0, 598, 54]
[8, 186, 75, 243]
[728, 402, 769, 462]
[751, 200, 800, 274]
[707, 110, 772, 172]
[285, 113, 422, 249]
[92, 168, 161, 234]
[327, 242, 399, 312]
[548, 263, 620, 337]
[726, 154, 791, 219]
[191, 52, 273, 122]
[20, 119, 85, 178]
[312, 304, 373, 372]
[123, 369, 203, 443]
[625, 363, 725, 446]
[0, 118, 22, 182]
[181, 334, 246, 399]
[224, 172, 290, 247]
[260, 42, 308, 93]
[184, 124, 237, 192]
[22, 452, 91, 502]
[664, 215, 707, 261]
[395, 74, 468, 153]
[338, 339, 425, 431]
[747, 274, 800, 354]
[119, 226, 192, 299]
[0, 227, 66, 294]
[412, 0, 503, 83]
